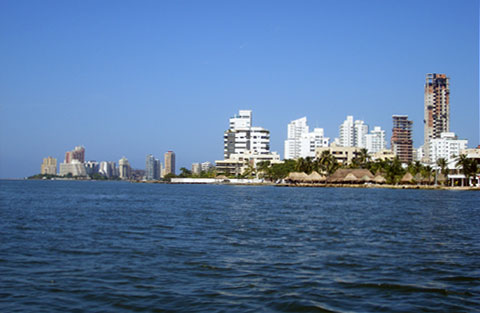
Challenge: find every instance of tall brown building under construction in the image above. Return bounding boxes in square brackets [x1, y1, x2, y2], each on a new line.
[391, 115, 413, 163]
[424, 73, 450, 162]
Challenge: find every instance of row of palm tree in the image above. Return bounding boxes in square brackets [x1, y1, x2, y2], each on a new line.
[256, 150, 479, 186]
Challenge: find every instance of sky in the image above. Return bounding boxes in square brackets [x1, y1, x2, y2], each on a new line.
[0, 0, 478, 178]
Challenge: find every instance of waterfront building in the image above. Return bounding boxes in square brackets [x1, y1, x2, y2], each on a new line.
[99, 161, 117, 178]
[201, 161, 214, 172]
[65, 146, 85, 164]
[59, 159, 87, 177]
[429, 132, 468, 164]
[191, 163, 201, 175]
[84, 161, 99, 176]
[284, 117, 329, 159]
[424, 73, 450, 162]
[339, 116, 355, 147]
[118, 157, 132, 180]
[371, 149, 396, 161]
[215, 151, 281, 176]
[224, 110, 270, 159]
[315, 143, 361, 165]
[338, 116, 368, 148]
[354, 120, 368, 148]
[40, 156, 57, 175]
[146, 154, 161, 180]
[391, 115, 413, 163]
[365, 126, 386, 154]
[164, 151, 176, 176]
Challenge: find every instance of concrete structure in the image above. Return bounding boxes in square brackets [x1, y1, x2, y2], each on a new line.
[164, 151, 175, 176]
[65, 146, 85, 164]
[224, 110, 270, 159]
[391, 115, 413, 163]
[339, 115, 355, 147]
[59, 159, 87, 177]
[216, 151, 281, 176]
[371, 149, 396, 161]
[146, 154, 161, 180]
[40, 156, 57, 175]
[338, 116, 368, 148]
[365, 126, 386, 154]
[429, 132, 468, 164]
[354, 120, 368, 148]
[99, 161, 117, 178]
[191, 163, 201, 175]
[284, 117, 329, 159]
[84, 161, 99, 176]
[118, 157, 131, 180]
[424, 73, 450, 162]
[315, 143, 361, 165]
[201, 161, 214, 172]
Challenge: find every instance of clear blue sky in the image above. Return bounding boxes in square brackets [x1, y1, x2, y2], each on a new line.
[0, 0, 478, 178]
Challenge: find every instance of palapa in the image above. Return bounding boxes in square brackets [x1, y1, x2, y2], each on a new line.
[307, 171, 326, 183]
[328, 168, 374, 183]
[400, 172, 414, 184]
[373, 175, 386, 184]
[287, 172, 309, 182]
[343, 173, 359, 182]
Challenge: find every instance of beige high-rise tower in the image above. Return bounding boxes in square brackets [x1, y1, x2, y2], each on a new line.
[424, 73, 450, 163]
[164, 151, 176, 176]
[41, 156, 57, 175]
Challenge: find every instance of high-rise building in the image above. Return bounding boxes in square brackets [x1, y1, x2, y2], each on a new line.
[145, 154, 161, 180]
[284, 117, 329, 159]
[118, 157, 132, 180]
[65, 146, 85, 164]
[429, 132, 468, 164]
[365, 126, 386, 154]
[424, 73, 450, 162]
[224, 110, 270, 159]
[99, 161, 117, 178]
[59, 160, 87, 177]
[284, 117, 309, 159]
[391, 115, 413, 163]
[40, 156, 57, 175]
[339, 116, 369, 148]
[164, 151, 176, 176]
[354, 120, 368, 148]
[339, 116, 355, 147]
[84, 161, 99, 176]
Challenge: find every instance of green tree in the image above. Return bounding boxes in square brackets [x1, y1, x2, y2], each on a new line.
[384, 158, 405, 184]
[456, 154, 477, 186]
[179, 167, 192, 178]
[436, 158, 448, 185]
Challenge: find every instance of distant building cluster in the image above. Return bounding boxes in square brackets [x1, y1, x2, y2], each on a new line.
[39, 73, 475, 180]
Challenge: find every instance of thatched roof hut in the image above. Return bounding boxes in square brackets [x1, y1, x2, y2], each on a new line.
[286, 172, 309, 182]
[373, 175, 386, 184]
[400, 172, 414, 184]
[307, 171, 326, 183]
[215, 175, 229, 180]
[343, 173, 359, 183]
[327, 169, 374, 183]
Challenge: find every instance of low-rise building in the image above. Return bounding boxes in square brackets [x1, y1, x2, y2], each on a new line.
[429, 132, 468, 164]
[315, 143, 361, 165]
[215, 151, 281, 176]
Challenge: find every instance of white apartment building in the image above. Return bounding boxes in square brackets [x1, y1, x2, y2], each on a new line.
[429, 132, 468, 164]
[354, 120, 368, 148]
[339, 116, 355, 147]
[365, 126, 386, 153]
[216, 151, 281, 176]
[339, 115, 370, 148]
[59, 159, 87, 177]
[224, 110, 270, 158]
[118, 157, 132, 180]
[284, 117, 329, 159]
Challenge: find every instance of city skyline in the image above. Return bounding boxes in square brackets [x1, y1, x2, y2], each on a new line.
[0, 1, 478, 178]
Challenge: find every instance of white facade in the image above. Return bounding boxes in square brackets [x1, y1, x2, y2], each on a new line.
[216, 151, 281, 175]
[284, 117, 329, 159]
[224, 110, 270, 159]
[59, 160, 87, 177]
[429, 132, 468, 164]
[284, 117, 309, 159]
[365, 126, 386, 153]
[201, 161, 214, 172]
[339, 115, 355, 147]
[354, 120, 368, 148]
[119, 157, 132, 180]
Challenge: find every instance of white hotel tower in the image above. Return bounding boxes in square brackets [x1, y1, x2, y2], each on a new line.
[284, 117, 329, 159]
[223, 110, 270, 158]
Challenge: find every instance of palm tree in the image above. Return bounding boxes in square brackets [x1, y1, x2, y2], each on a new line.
[436, 158, 448, 185]
[355, 148, 370, 169]
[456, 154, 473, 186]
[384, 158, 404, 184]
